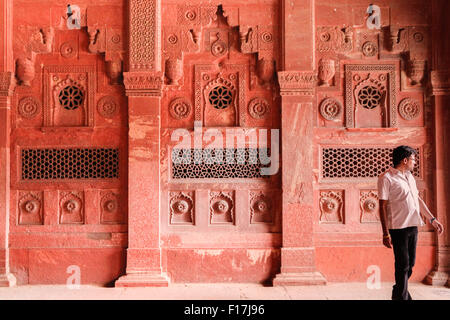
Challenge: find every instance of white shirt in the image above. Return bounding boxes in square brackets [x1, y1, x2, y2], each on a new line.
[377, 167, 425, 229]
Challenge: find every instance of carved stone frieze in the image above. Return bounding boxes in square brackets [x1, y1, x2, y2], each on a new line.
[123, 72, 163, 96]
[278, 71, 317, 96]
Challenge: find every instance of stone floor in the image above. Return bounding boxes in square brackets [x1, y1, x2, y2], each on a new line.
[0, 282, 449, 300]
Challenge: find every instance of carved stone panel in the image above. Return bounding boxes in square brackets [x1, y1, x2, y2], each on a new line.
[18, 191, 43, 225]
[59, 191, 84, 225]
[43, 65, 95, 127]
[210, 191, 234, 225]
[345, 64, 396, 128]
[169, 191, 194, 225]
[319, 190, 344, 224]
[195, 64, 246, 127]
[249, 191, 273, 224]
[100, 190, 124, 224]
[360, 190, 380, 223]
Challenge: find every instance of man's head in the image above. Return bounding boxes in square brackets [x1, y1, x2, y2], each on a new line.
[392, 145, 417, 171]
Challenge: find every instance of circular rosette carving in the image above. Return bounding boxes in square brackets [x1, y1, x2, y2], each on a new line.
[248, 98, 270, 119]
[363, 198, 378, 213]
[60, 41, 77, 59]
[18, 96, 41, 119]
[101, 193, 118, 213]
[362, 41, 377, 57]
[169, 98, 192, 120]
[97, 96, 119, 118]
[19, 195, 40, 215]
[208, 86, 233, 110]
[357, 85, 383, 109]
[213, 199, 229, 214]
[167, 34, 178, 45]
[321, 197, 338, 213]
[398, 98, 420, 120]
[64, 199, 80, 213]
[319, 98, 342, 120]
[185, 10, 196, 21]
[211, 35, 227, 57]
[260, 31, 273, 43]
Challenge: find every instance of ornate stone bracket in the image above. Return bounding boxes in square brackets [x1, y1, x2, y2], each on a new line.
[15, 27, 54, 86]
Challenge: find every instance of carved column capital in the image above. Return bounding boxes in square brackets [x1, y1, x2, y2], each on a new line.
[277, 71, 317, 96]
[123, 71, 163, 96]
[430, 70, 450, 96]
[0, 72, 15, 97]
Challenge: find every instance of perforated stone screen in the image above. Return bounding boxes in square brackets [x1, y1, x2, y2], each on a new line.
[21, 148, 119, 180]
[171, 148, 271, 179]
[321, 147, 420, 179]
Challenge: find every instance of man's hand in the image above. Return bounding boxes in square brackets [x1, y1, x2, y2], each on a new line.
[432, 219, 444, 235]
[383, 235, 392, 248]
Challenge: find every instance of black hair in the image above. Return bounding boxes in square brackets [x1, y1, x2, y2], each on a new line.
[392, 145, 417, 167]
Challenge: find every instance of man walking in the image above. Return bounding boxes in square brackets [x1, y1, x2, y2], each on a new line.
[378, 145, 444, 300]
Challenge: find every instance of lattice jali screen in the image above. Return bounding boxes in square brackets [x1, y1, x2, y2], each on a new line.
[321, 147, 420, 179]
[171, 148, 271, 179]
[21, 148, 119, 180]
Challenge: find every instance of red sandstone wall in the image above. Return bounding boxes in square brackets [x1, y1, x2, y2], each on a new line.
[2, 0, 445, 286]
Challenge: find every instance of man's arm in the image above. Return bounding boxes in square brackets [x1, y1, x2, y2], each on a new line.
[418, 196, 444, 235]
[379, 199, 391, 248]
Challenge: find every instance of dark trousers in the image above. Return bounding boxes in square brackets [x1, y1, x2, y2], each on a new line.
[388, 226, 418, 300]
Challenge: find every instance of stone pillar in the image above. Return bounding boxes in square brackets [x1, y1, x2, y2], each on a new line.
[115, 0, 169, 287]
[424, 70, 450, 286]
[273, 0, 326, 286]
[424, 0, 450, 287]
[0, 0, 16, 287]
